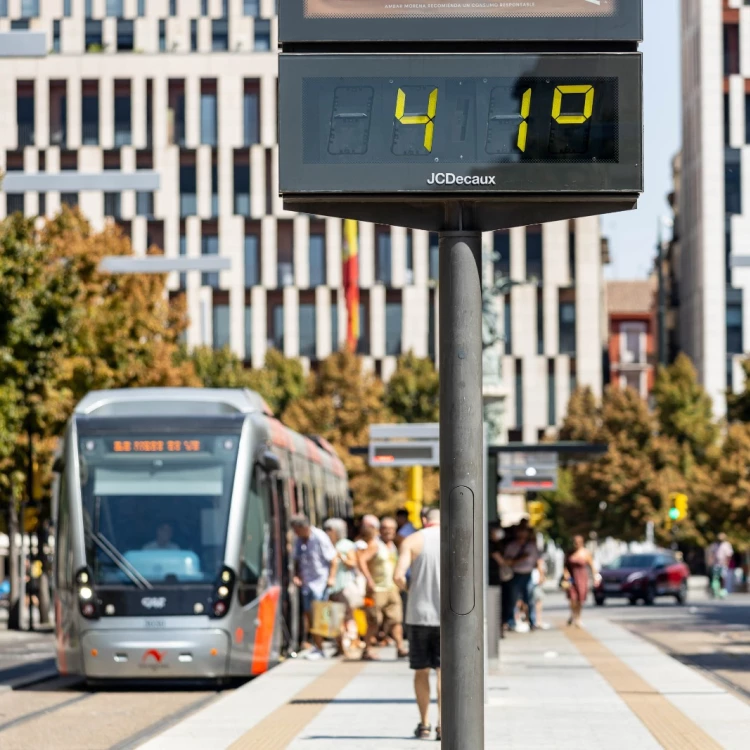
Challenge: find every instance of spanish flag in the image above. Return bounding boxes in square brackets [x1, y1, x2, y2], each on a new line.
[342, 219, 360, 352]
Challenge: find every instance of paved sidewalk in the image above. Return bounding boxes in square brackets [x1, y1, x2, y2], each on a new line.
[140, 614, 750, 750]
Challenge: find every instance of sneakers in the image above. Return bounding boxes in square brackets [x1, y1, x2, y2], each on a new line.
[305, 648, 325, 661]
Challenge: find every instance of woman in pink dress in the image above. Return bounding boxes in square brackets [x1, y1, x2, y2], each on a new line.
[563, 535, 600, 628]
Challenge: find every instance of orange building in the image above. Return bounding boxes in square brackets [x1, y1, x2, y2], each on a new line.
[606, 281, 656, 399]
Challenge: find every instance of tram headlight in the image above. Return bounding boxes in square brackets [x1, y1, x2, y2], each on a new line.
[76, 567, 100, 620]
[210, 566, 236, 619]
[79, 586, 93, 600]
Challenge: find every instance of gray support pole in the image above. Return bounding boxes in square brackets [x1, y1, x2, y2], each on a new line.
[439, 231, 485, 750]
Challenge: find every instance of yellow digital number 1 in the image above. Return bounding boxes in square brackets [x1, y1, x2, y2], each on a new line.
[395, 87, 439, 152]
[552, 85, 595, 124]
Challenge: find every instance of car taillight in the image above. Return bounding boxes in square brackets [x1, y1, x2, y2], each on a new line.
[210, 566, 235, 619]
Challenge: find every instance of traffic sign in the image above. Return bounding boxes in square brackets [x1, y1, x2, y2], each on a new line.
[280, 0, 642, 44]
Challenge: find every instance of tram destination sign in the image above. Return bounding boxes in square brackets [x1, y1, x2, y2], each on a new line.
[279, 53, 642, 198]
[280, 0, 642, 44]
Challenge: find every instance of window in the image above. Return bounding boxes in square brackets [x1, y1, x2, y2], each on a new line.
[0, 0, 7, 15]
[405, 232, 414, 285]
[238, 471, 269, 605]
[428, 291, 435, 359]
[168, 80, 185, 146]
[376, 228, 392, 286]
[104, 192, 121, 218]
[244, 233, 260, 287]
[65, 0, 72, 16]
[254, 19, 271, 50]
[53, 20, 61, 53]
[504, 297, 512, 354]
[169, 0, 177, 15]
[211, 158, 218, 217]
[179, 232, 187, 290]
[38, 192, 46, 216]
[726, 93, 731, 147]
[200, 82, 218, 146]
[159, 20, 166, 51]
[515, 360, 523, 429]
[212, 19, 229, 50]
[429, 233, 439, 281]
[136, 191, 154, 217]
[213, 304, 230, 349]
[726, 148, 742, 215]
[201, 231, 219, 288]
[299, 303, 317, 358]
[106, 0, 124, 16]
[547, 359, 556, 426]
[309, 233, 326, 287]
[243, 82, 260, 145]
[61, 192, 79, 208]
[234, 156, 250, 216]
[620, 322, 646, 364]
[277, 221, 294, 287]
[357, 301, 370, 354]
[536, 290, 544, 355]
[179, 162, 197, 216]
[727, 297, 744, 355]
[569, 225, 576, 281]
[724, 22, 740, 77]
[138, 0, 145, 16]
[201, 0, 208, 14]
[114, 82, 132, 146]
[16, 81, 35, 147]
[117, 19, 134, 51]
[244, 0, 260, 15]
[385, 302, 402, 356]
[20, 0, 38, 17]
[146, 79, 153, 148]
[559, 298, 576, 355]
[620, 370, 642, 393]
[81, 83, 99, 145]
[222, 0, 229, 15]
[191, 19, 198, 51]
[494, 230, 510, 280]
[85, 20, 103, 50]
[85, 0, 92, 15]
[6, 194, 24, 215]
[271, 304, 284, 350]
[331, 303, 339, 352]
[525, 227, 542, 281]
[244, 306, 252, 360]
[11, 19, 29, 29]
[745, 94, 750, 145]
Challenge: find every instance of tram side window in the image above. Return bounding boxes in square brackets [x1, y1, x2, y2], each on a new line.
[238, 469, 269, 606]
[55, 471, 74, 589]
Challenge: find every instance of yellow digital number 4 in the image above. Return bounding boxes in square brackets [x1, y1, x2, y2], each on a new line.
[552, 85, 595, 125]
[395, 87, 439, 152]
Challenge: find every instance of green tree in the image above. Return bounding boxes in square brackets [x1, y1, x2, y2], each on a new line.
[384, 352, 440, 424]
[558, 386, 602, 443]
[246, 349, 307, 416]
[727, 358, 750, 423]
[185, 346, 252, 389]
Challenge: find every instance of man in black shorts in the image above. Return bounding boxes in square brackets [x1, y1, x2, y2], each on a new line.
[394, 508, 441, 741]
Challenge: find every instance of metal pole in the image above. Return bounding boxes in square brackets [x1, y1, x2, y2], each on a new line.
[439, 230, 485, 750]
[657, 221, 667, 367]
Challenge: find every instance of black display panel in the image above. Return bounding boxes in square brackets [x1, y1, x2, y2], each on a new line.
[280, 0, 642, 43]
[279, 53, 642, 195]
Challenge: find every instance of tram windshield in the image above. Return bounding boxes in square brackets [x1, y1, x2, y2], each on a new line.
[77, 426, 240, 587]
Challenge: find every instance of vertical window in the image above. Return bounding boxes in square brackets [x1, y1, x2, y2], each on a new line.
[168, 80, 186, 146]
[179, 231, 187, 290]
[244, 306, 252, 361]
[234, 152, 250, 216]
[428, 233, 439, 281]
[104, 192, 121, 218]
[146, 79, 153, 148]
[114, 81, 132, 146]
[271, 304, 284, 351]
[244, 0, 260, 15]
[254, 19, 271, 50]
[724, 22, 740, 76]
[116, 19, 134, 50]
[569, 224, 576, 281]
[170, 0, 177, 15]
[106, 0, 124, 16]
[357, 298, 370, 355]
[620, 322, 646, 364]
[53, 20, 61, 53]
[515, 360, 523, 429]
[559, 296, 576, 355]
[136, 191, 153, 217]
[243, 81, 260, 145]
[159, 20, 167, 51]
[6, 194, 24, 214]
[81, 81, 99, 146]
[201, 0, 208, 15]
[49, 81, 67, 148]
[277, 221, 294, 287]
[212, 19, 229, 50]
[726, 217, 733, 287]
[525, 227, 542, 281]
[65, 0, 73, 16]
[20, 0, 39, 17]
[200, 81, 218, 146]
[536, 289, 544, 355]
[375, 228, 392, 286]
[85, 19, 103, 50]
[0, 0, 7, 14]
[213, 304, 230, 349]
[16, 81, 35, 147]
[61, 192, 79, 208]
[504, 297, 512, 354]
[331, 302, 339, 352]
[385, 301, 402, 356]
[222, 0, 229, 16]
[745, 94, 750, 145]
[191, 19, 198, 51]
[547, 359, 556, 427]
[138, 0, 145, 16]
[299, 303, 317, 358]
[405, 232, 414, 284]
[725, 93, 731, 147]
[493, 230, 510, 279]
[309, 232, 326, 287]
[201, 229, 219, 288]
[211, 156, 219, 217]
[180, 159, 197, 216]
[244, 232, 260, 287]
[727, 296, 744, 355]
[726, 148, 742, 215]
[38, 192, 46, 216]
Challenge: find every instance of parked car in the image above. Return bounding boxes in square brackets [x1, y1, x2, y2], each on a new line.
[594, 551, 690, 606]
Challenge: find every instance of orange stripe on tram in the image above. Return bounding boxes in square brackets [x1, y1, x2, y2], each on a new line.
[250, 586, 281, 675]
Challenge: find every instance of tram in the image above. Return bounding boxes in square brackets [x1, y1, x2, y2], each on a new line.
[52, 388, 349, 682]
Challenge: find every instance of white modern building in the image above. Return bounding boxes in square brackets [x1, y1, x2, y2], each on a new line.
[0, 0, 604, 442]
[678, 0, 750, 415]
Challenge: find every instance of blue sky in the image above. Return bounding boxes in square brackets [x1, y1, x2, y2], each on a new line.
[602, 0, 681, 280]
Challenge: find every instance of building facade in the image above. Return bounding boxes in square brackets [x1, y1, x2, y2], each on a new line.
[677, 0, 750, 415]
[606, 280, 656, 401]
[0, 0, 604, 442]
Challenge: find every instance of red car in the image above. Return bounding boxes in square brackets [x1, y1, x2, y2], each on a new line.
[594, 551, 690, 606]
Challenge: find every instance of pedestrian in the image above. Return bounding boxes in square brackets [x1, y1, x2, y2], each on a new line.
[358, 516, 408, 660]
[707, 532, 734, 597]
[394, 508, 441, 741]
[531, 556, 550, 630]
[291, 514, 336, 660]
[396, 508, 417, 543]
[324, 517, 363, 656]
[563, 535, 600, 628]
[501, 521, 539, 631]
